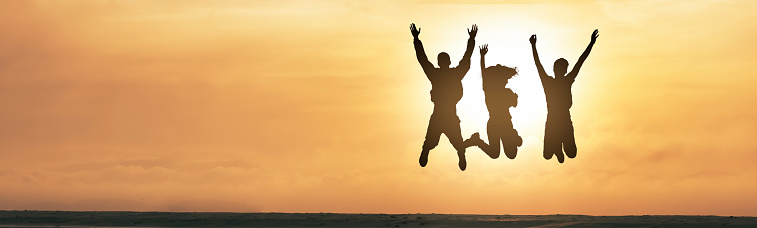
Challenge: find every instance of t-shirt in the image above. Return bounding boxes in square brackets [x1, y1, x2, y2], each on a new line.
[541, 75, 575, 116]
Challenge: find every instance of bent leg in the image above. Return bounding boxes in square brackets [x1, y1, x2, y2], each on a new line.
[544, 122, 563, 163]
[420, 119, 442, 167]
[444, 122, 467, 171]
[563, 118, 577, 159]
[445, 122, 466, 153]
[502, 123, 520, 159]
[479, 120, 501, 159]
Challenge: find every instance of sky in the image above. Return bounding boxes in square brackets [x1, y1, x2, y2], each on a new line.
[1, 0, 756, 216]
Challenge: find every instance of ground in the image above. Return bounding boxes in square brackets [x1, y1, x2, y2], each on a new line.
[0, 211, 756, 227]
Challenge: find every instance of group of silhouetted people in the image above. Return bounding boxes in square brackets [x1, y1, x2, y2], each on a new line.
[411, 23, 598, 171]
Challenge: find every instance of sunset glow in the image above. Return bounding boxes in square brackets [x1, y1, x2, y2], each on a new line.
[1, 0, 756, 216]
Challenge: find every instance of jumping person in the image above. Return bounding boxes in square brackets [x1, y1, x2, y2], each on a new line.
[529, 29, 598, 163]
[465, 44, 522, 159]
[411, 23, 478, 171]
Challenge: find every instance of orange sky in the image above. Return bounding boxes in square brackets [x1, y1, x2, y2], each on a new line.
[1, 0, 756, 215]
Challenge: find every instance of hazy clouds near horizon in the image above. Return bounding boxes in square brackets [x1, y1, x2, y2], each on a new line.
[1, 0, 756, 215]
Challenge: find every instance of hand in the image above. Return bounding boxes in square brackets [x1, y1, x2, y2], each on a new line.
[479, 44, 488, 56]
[468, 24, 478, 38]
[590, 29, 599, 43]
[529, 34, 537, 45]
[410, 23, 421, 39]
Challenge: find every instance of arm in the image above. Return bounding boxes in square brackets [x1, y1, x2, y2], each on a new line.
[529, 34, 549, 83]
[568, 29, 598, 80]
[479, 44, 488, 72]
[456, 24, 477, 78]
[410, 23, 434, 76]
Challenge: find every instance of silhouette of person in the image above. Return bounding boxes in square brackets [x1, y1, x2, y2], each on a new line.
[411, 23, 477, 171]
[529, 29, 598, 163]
[465, 44, 523, 159]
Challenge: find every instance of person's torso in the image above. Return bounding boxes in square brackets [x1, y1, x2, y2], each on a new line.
[482, 75, 516, 119]
[428, 68, 464, 108]
[543, 76, 574, 115]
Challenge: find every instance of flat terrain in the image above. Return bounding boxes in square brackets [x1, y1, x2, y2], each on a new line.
[0, 211, 756, 227]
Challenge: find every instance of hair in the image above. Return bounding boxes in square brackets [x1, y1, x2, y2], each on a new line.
[483, 64, 518, 79]
[553, 58, 569, 74]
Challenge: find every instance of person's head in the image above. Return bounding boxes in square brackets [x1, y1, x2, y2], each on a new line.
[483, 64, 518, 82]
[553, 58, 569, 77]
[438, 52, 451, 68]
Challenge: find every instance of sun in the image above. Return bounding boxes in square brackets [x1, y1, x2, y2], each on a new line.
[419, 23, 552, 157]
[457, 64, 547, 142]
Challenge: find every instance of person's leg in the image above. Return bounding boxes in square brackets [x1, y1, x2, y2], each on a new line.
[563, 117, 577, 159]
[444, 120, 467, 171]
[543, 124, 553, 160]
[420, 116, 442, 167]
[478, 120, 501, 159]
[463, 133, 481, 148]
[502, 122, 520, 159]
[544, 120, 564, 163]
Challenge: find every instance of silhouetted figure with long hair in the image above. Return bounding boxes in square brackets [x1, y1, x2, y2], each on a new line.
[465, 44, 522, 159]
[411, 23, 477, 171]
[529, 29, 598, 163]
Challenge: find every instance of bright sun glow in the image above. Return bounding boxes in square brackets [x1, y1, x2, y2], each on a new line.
[453, 27, 551, 144]
[457, 67, 547, 145]
[410, 19, 603, 172]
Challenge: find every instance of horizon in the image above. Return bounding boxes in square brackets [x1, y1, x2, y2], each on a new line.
[1, 0, 756, 216]
[3, 210, 756, 217]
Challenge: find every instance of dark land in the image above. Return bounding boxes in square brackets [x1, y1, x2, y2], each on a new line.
[1, 210, 756, 227]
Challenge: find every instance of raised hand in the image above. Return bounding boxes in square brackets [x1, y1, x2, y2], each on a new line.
[529, 34, 537, 45]
[479, 44, 488, 56]
[590, 29, 599, 44]
[410, 23, 421, 39]
[468, 24, 478, 38]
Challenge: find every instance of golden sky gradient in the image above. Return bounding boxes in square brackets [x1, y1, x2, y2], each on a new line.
[1, 0, 756, 215]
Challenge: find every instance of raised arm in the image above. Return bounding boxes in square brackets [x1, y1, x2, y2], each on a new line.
[411, 23, 434, 75]
[479, 44, 488, 71]
[456, 24, 477, 77]
[569, 29, 598, 80]
[529, 34, 549, 82]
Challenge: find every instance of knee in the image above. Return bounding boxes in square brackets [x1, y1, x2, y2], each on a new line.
[488, 150, 500, 159]
[543, 141, 560, 160]
[564, 146, 577, 158]
[543, 147, 554, 159]
[504, 147, 517, 159]
[479, 145, 499, 159]
[543, 151, 553, 160]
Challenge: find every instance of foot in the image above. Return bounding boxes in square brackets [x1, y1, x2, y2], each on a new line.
[543, 149, 553, 160]
[457, 150, 467, 171]
[504, 146, 517, 159]
[419, 150, 429, 167]
[555, 150, 565, 163]
[465, 132, 483, 147]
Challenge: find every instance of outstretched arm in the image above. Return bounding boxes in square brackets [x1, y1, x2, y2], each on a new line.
[411, 23, 434, 76]
[479, 44, 488, 72]
[569, 29, 598, 80]
[456, 24, 477, 78]
[529, 34, 549, 82]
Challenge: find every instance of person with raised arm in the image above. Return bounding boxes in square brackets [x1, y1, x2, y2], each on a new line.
[530, 29, 598, 163]
[465, 44, 522, 159]
[411, 23, 477, 171]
